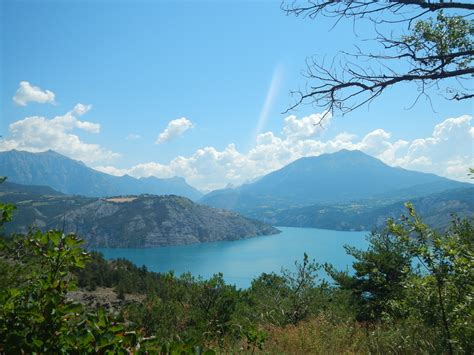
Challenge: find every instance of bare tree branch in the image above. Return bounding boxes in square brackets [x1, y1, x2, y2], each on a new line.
[282, 0, 474, 114]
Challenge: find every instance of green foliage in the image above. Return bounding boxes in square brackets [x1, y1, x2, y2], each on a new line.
[0, 231, 138, 353]
[327, 203, 474, 353]
[325, 231, 412, 322]
[0, 229, 215, 353]
[404, 11, 474, 69]
[190, 273, 238, 339]
[1, 187, 472, 353]
[388, 203, 474, 353]
[242, 328, 267, 353]
[0, 177, 15, 230]
[245, 253, 327, 326]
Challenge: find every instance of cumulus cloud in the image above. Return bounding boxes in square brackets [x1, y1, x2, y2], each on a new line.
[385, 115, 474, 181]
[72, 103, 92, 116]
[283, 112, 331, 140]
[12, 81, 56, 106]
[92, 113, 473, 191]
[156, 117, 194, 144]
[94, 165, 129, 176]
[0, 104, 119, 164]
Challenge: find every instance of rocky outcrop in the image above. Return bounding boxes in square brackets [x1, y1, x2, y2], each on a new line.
[53, 195, 280, 248]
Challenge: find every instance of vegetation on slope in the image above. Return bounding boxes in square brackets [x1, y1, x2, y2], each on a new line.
[269, 187, 474, 231]
[1, 182, 279, 248]
[1, 180, 473, 353]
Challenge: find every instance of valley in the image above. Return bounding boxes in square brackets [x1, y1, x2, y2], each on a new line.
[2, 1, 473, 351]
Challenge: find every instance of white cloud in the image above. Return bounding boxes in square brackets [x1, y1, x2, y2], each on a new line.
[93, 113, 472, 191]
[283, 112, 331, 141]
[93, 165, 129, 176]
[334, 132, 357, 142]
[72, 103, 92, 116]
[12, 81, 56, 106]
[156, 117, 194, 144]
[384, 115, 474, 181]
[0, 104, 119, 164]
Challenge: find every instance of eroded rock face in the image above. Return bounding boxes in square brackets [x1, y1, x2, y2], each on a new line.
[56, 195, 280, 248]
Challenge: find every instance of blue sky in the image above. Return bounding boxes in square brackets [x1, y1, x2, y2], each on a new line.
[1, 0, 472, 190]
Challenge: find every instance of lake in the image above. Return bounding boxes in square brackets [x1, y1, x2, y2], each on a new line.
[95, 227, 369, 288]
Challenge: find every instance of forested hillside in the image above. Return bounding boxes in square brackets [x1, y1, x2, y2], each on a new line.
[260, 187, 474, 231]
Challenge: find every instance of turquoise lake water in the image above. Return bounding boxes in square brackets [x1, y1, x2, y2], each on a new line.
[95, 227, 369, 289]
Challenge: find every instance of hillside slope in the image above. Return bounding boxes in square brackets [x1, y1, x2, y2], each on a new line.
[1, 183, 279, 248]
[59, 195, 279, 247]
[270, 187, 474, 231]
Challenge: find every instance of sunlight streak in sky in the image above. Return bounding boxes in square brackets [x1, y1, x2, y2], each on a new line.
[253, 64, 284, 142]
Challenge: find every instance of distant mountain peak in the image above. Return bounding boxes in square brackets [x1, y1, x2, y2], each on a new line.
[201, 150, 470, 210]
[0, 149, 202, 200]
[321, 149, 382, 161]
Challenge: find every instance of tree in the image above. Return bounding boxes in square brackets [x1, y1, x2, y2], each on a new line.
[247, 253, 323, 326]
[327, 205, 474, 353]
[388, 204, 474, 354]
[325, 230, 412, 323]
[282, 1, 473, 116]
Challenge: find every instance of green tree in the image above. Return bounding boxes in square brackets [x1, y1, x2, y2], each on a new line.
[190, 273, 239, 343]
[325, 230, 412, 323]
[247, 254, 323, 326]
[327, 205, 474, 353]
[0, 228, 218, 353]
[388, 204, 474, 354]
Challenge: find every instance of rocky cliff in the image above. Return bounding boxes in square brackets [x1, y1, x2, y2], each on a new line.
[2, 183, 279, 248]
[58, 195, 280, 247]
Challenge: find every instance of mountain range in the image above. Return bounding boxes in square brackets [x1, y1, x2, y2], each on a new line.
[0, 150, 202, 200]
[1, 149, 472, 234]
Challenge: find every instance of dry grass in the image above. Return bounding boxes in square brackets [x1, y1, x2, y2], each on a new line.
[260, 314, 368, 354]
[243, 314, 439, 355]
[104, 197, 137, 203]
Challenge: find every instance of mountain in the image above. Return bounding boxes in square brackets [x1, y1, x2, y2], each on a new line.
[0, 181, 64, 197]
[200, 150, 471, 211]
[0, 150, 202, 200]
[1, 182, 279, 248]
[0, 181, 94, 232]
[269, 187, 474, 231]
[58, 195, 280, 248]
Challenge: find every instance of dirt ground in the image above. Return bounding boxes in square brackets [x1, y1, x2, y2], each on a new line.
[68, 287, 145, 313]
